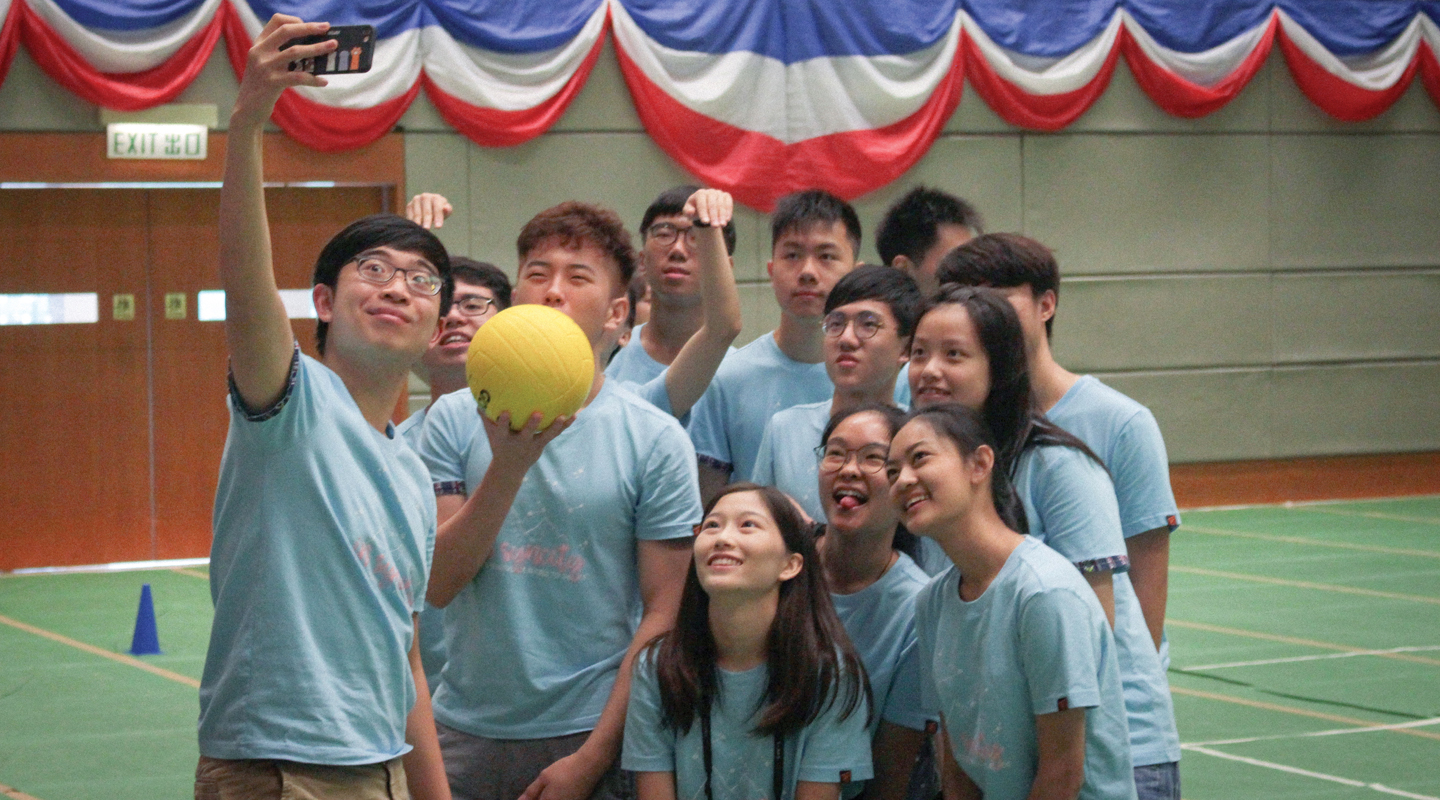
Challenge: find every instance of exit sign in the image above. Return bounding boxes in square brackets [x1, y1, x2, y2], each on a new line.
[106, 123, 207, 160]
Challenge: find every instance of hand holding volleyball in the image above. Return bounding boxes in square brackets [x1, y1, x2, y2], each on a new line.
[465, 304, 595, 431]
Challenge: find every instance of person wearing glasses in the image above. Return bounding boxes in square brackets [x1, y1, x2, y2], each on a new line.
[750, 266, 922, 523]
[607, 185, 739, 386]
[689, 190, 862, 502]
[810, 403, 937, 800]
[198, 14, 450, 799]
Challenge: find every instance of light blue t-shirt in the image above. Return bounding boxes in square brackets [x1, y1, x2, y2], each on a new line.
[418, 380, 702, 739]
[606, 322, 668, 386]
[893, 372, 911, 409]
[623, 651, 874, 800]
[398, 406, 449, 695]
[916, 537, 1135, 800]
[831, 552, 934, 735]
[752, 400, 832, 522]
[1047, 376, 1180, 539]
[688, 333, 832, 482]
[201, 353, 433, 764]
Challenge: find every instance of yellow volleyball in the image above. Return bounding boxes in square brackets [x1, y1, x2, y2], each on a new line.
[465, 304, 594, 431]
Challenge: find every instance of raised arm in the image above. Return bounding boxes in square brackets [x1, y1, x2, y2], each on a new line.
[221, 15, 337, 410]
[663, 189, 742, 417]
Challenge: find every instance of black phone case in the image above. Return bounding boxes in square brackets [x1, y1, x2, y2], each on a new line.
[282, 25, 375, 75]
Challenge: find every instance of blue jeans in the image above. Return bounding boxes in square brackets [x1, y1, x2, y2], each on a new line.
[1134, 762, 1181, 800]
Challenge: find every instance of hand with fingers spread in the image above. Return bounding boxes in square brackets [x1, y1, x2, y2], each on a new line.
[406, 193, 454, 230]
[232, 15, 338, 130]
[483, 410, 574, 476]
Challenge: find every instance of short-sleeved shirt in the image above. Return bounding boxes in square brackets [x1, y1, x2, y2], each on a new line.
[606, 323, 668, 386]
[201, 352, 433, 764]
[831, 552, 934, 735]
[623, 651, 874, 800]
[1047, 376, 1180, 538]
[916, 537, 1135, 800]
[688, 333, 832, 482]
[752, 400, 832, 522]
[418, 381, 702, 739]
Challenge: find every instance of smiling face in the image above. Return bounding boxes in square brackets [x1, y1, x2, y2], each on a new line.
[885, 418, 976, 538]
[819, 411, 901, 537]
[768, 221, 857, 320]
[908, 304, 991, 411]
[314, 245, 443, 367]
[514, 237, 628, 354]
[420, 279, 498, 380]
[695, 490, 804, 599]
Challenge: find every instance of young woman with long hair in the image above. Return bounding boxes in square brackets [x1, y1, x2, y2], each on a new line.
[623, 484, 873, 800]
[813, 403, 935, 800]
[888, 404, 1134, 800]
[906, 285, 1181, 797]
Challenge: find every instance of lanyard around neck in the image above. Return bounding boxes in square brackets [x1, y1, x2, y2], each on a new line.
[700, 705, 784, 800]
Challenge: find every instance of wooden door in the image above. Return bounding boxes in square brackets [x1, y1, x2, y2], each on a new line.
[0, 190, 153, 569]
[1, 185, 387, 569]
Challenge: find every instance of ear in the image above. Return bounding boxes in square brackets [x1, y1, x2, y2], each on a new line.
[1037, 289, 1057, 324]
[891, 254, 914, 274]
[429, 317, 444, 347]
[967, 444, 996, 486]
[778, 552, 804, 583]
[602, 293, 629, 337]
[313, 283, 335, 323]
[766, 259, 775, 280]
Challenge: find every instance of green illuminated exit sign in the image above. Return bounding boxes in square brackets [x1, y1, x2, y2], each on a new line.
[106, 123, 208, 160]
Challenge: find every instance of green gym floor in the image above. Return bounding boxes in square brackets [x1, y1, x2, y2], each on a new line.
[1, 497, 1437, 799]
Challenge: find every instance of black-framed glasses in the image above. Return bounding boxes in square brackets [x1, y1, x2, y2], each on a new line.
[822, 310, 885, 340]
[647, 222, 698, 247]
[351, 257, 443, 296]
[452, 294, 498, 317]
[814, 443, 889, 474]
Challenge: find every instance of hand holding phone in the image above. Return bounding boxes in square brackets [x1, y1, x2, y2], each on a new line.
[281, 24, 375, 75]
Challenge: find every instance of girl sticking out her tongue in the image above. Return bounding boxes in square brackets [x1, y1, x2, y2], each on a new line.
[623, 484, 874, 800]
[814, 404, 938, 800]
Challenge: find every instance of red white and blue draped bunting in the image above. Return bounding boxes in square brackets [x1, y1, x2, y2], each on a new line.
[1, 1, 1438, 208]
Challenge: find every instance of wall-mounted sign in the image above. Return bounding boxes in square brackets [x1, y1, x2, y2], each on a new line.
[106, 123, 207, 160]
[113, 294, 135, 321]
[164, 292, 187, 319]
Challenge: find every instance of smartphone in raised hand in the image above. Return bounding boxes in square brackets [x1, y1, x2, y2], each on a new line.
[282, 24, 375, 75]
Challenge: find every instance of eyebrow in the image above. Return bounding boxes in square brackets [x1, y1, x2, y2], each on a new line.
[357, 249, 438, 274]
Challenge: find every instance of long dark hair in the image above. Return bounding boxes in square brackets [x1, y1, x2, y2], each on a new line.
[922, 285, 1103, 482]
[650, 483, 869, 737]
[819, 403, 921, 561]
[900, 404, 1025, 533]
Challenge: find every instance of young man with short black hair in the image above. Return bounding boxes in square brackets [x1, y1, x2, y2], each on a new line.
[875, 186, 983, 297]
[688, 189, 862, 500]
[199, 14, 450, 799]
[751, 265, 922, 521]
[937, 232, 1183, 800]
[607, 184, 739, 385]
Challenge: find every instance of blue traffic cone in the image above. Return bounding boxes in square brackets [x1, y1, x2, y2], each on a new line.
[128, 583, 162, 656]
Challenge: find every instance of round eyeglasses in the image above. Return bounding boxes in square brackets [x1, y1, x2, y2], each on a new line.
[822, 309, 886, 340]
[351, 257, 443, 296]
[814, 443, 890, 474]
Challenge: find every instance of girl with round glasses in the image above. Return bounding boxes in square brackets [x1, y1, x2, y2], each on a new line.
[623, 484, 873, 800]
[813, 404, 937, 800]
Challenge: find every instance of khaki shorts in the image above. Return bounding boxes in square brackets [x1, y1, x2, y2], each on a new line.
[194, 754, 409, 800]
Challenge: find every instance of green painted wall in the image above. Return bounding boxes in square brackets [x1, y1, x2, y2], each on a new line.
[4, 41, 1436, 463]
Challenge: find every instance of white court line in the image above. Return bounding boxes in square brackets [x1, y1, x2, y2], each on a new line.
[1183, 746, 1440, 799]
[1185, 645, 1440, 671]
[3, 557, 209, 576]
[1187, 716, 1440, 746]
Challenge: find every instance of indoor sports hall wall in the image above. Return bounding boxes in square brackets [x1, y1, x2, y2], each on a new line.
[2, 40, 1436, 466]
